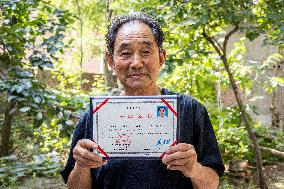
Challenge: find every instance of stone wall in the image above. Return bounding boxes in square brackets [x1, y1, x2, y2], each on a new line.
[36, 70, 105, 92]
[223, 30, 284, 128]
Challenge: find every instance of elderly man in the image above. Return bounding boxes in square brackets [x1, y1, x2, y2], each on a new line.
[61, 12, 224, 189]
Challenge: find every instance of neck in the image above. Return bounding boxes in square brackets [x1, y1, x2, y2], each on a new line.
[121, 85, 161, 96]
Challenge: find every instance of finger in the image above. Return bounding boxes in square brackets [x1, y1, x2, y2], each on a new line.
[74, 155, 107, 168]
[77, 139, 98, 149]
[167, 165, 187, 172]
[164, 158, 191, 166]
[73, 144, 104, 163]
[162, 149, 196, 164]
[74, 154, 103, 167]
[76, 159, 105, 169]
[166, 143, 195, 154]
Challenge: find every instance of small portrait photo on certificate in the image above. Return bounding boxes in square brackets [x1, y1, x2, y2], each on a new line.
[157, 106, 168, 118]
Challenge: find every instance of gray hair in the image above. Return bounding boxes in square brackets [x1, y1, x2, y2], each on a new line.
[105, 12, 164, 55]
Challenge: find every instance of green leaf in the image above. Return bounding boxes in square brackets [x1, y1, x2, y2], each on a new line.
[33, 97, 41, 103]
[65, 120, 73, 126]
[9, 107, 17, 115]
[3, 19, 10, 24]
[8, 95, 17, 102]
[0, 155, 17, 161]
[36, 112, 43, 120]
[270, 77, 284, 87]
[246, 32, 260, 41]
[58, 124, 63, 131]
[19, 107, 31, 112]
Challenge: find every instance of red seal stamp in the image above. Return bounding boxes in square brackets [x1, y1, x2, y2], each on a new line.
[115, 134, 131, 150]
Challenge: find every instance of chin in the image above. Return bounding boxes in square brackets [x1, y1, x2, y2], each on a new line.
[125, 81, 149, 90]
[126, 83, 146, 89]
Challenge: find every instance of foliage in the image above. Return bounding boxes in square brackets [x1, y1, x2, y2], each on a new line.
[0, 0, 74, 109]
[0, 0, 283, 187]
[0, 0, 75, 156]
[218, 106, 284, 163]
[259, 53, 284, 94]
[0, 90, 89, 186]
[0, 153, 63, 187]
[250, 0, 284, 46]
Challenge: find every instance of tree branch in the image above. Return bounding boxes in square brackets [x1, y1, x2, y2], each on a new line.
[225, 139, 284, 160]
[212, 37, 223, 52]
[0, 3, 11, 22]
[223, 25, 239, 55]
[0, 66, 6, 80]
[202, 28, 223, 56]
[0, 3, 17, 25]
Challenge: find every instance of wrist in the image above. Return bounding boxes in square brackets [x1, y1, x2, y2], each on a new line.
[74, 162, 91, 173]
[184, 162, 202, 178]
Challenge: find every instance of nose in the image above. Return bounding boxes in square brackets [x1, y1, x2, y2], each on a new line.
[130, 53, 143, 69]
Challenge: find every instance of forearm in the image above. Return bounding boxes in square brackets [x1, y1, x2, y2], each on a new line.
[67, 163, 92, 189]
[185, 162, 219, 189]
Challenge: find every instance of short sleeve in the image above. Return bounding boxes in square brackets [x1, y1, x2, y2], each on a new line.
[193, 101, 225, 177]
[60, 110, 90, 183]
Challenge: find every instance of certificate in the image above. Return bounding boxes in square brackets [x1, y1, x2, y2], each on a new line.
[91, 95, 178, 158]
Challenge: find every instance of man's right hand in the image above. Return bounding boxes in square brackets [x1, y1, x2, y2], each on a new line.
[73, 139, 107, 169]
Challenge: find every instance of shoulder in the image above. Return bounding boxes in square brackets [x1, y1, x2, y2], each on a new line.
[75, 109, 91, 132]
[77, 109, 91, 124]
[80, 108, 91, 119]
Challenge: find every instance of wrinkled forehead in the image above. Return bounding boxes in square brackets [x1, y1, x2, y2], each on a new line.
[114, 21, 156, 47]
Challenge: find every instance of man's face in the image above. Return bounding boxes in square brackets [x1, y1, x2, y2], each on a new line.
[107, 21, 165, 90]
[159, 107, 166, 117]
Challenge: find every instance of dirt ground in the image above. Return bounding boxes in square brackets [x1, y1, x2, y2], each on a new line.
[2, 162, 284, 189]
[252, 162, 284, 189]
[220, 162, 284, 189]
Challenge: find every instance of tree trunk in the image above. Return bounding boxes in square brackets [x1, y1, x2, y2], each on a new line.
[270, 47, 283, 129]
[222, 47, 267, 189]
[202, 26, 268, 188]
[104, 0, 118, 91]
[79, 19, 84, 89]
[74, 0, 84, 90]
[216, 66, 223, 139]
[0, 100, 16, 157]
[270, 90, 280, 129]
[222, 56, 268, 189]
[221, 31, 267, 189]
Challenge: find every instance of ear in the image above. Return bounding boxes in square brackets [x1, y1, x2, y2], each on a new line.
[106, 51, 114, 69]
[159, 49, 166, 66]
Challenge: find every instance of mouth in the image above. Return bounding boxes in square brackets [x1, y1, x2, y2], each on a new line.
[128, 73, 147, 78]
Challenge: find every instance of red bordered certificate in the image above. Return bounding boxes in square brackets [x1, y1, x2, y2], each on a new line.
[90, 95, 178, 159]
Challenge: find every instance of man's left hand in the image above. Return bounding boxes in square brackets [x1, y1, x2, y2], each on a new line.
[162, 143, 197, 177]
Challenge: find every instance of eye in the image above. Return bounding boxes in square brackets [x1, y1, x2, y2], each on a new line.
[120, 51, 131, 58]
[141, 50, 151, 56]
[142, 50, 150, 54]
[119, 51, 131, 59]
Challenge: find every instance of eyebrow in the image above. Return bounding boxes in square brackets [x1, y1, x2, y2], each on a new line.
[117, 40, 154, 50]
[142, 40, 153, 47]
[117, 43, 129, 50]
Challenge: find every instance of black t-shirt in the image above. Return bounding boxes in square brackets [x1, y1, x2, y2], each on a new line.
[61, 88, 225, 188]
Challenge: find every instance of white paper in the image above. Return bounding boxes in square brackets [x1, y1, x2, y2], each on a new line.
[91, 96, 178, 158]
